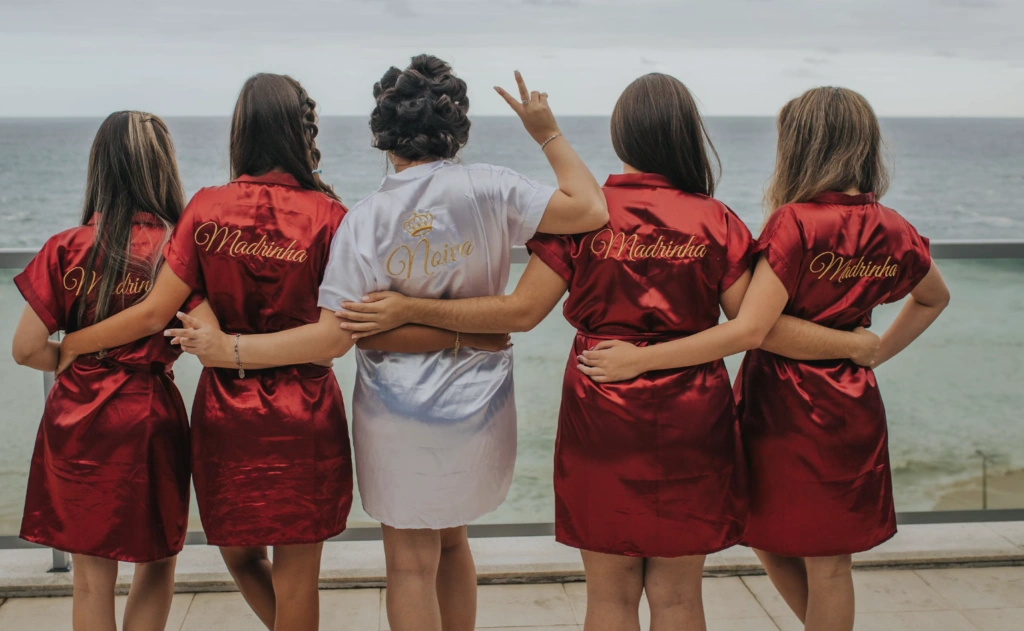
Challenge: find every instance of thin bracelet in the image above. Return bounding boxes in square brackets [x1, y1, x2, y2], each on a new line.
[233, 333, 245, 378]
[453, 331, 461, 358]
[540, 133, 562, 150]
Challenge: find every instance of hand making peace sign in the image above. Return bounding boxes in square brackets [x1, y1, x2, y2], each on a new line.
[495, 71, 562, 146]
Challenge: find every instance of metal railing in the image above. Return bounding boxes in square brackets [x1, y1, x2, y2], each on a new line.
[1, 240, 1023, 571]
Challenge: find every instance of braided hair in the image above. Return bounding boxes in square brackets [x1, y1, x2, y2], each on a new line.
[371, 55, 470, 161]
[230, 73, 340, 202]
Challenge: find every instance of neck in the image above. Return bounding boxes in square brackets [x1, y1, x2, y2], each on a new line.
[391, 155, 441, 173]
[843, 187, 863, 195]
[622, 163, 642, 175]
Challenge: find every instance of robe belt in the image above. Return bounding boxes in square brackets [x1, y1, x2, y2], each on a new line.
[575, 330, 690, 344]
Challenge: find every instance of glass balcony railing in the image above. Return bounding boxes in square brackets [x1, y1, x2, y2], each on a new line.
[0, 242, 1022, 551]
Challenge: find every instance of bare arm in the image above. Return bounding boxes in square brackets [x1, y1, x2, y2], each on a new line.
[577, 258, 790, 382]
[59, 265, 192, 372]
[11, 305, 60, 372]
[496, 72, 607, 234]
[168, 308, 354, 369]
[336, 253, 569, 336]
[722, 272, 881, 364]
[872, 263, 949, 367]
[355, 326, 510, 354]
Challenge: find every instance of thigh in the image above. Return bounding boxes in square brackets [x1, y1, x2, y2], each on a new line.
[382, 525, 442, 574]
[439, 526, 468, 550]
[220, 546, 269, 568]
[72, 554, 119, 590]
[644, 556, 705, 604]
[804, 555, 852, 581]
[581, 550, 644, 603]
[272, 543, 325, 580]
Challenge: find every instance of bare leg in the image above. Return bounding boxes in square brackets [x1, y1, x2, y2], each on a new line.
[271, 543, 324, 631]
[437, 526, 476, 631]
[71, 554, 119, 631]
[220, 546, 276, 630]
[123, 556, 177, 631]
[382, 525, 443, 631]
[644, 555, 707, 631]
[804, 555, 854, 631]
[754, 549, 809, 623]
[579, 550, 644, 631]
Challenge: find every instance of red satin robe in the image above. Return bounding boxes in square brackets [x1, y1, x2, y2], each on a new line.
[164, 172, 353, 547]
[527, 172, 753, 558]
[737, 191, 932, 557]
[15, 213, 200, 562]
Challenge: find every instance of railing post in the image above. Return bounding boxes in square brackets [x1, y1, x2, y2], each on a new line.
[42, 340, 71, 572]
[50, 548, 71, 573]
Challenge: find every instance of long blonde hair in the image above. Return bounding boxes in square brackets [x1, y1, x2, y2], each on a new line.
[765, 87, 889, 217]
[78, 111, 184, 326]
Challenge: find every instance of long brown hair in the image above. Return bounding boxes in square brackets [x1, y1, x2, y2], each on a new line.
[765, 86, 889, 215]
[230, 73, 340, 202]
[78, 111, 185, 327]
[610, 73, 720, 196]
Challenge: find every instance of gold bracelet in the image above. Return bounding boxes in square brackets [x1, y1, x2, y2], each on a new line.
[453, 331, 461, 357]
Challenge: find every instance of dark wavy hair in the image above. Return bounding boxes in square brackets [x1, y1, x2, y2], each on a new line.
[230, 73, 340, 201]
[611, 73, 720, 197]
[370, 55, 470, 161]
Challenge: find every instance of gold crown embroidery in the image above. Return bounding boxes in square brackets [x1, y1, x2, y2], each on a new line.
[403, 210, 434, 237]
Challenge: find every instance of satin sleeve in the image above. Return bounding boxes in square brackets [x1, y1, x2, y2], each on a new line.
[720, 208, 755, 292]
[163, 191, 206, 292]
[318, 213, 383, 309]
[13, 234, 65, 334]
[754, 205, 804, 299]
[473, 165, 557, 247]
[885, 219, 933, 303]
[526, 233, 575, 282]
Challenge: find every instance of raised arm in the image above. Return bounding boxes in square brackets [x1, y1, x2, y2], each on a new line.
[496, 72, 607, 234]
[335, 253, 569, 337]
[872, 263, 949, 367]
[57, 265, 192, 373]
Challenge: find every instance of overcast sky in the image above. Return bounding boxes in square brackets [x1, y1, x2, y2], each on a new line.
[1, 0, 1022, 118]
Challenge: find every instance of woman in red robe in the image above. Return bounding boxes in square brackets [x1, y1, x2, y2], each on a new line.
[55, 76, 356, 631]
[575, 87, 950, 631]
[329, 75, 876, 631]
[12, 111, 202, 631]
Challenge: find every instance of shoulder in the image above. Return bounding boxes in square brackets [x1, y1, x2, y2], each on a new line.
[758, 203, 807, 243]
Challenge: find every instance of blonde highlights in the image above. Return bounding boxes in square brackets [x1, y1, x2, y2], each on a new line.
[765, 87, 889, 217]
[78, 111, 185, 326]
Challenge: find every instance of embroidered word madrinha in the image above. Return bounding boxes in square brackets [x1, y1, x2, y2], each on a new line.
[193, 221, 308, 263]
[809, 252, 899, 282]
[588, 230, 707, 261]
[63, 268, 152, 296]
[386, 210, 474, 278]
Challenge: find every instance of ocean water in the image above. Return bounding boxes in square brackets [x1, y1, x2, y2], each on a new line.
[0, 117, 1022, 533]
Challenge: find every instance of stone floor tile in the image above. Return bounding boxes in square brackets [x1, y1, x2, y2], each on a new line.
[475, 584, 577, 628]
[852, 611, 978, 630]
[703, 577, 772, 620]
[744, 570, 952, 618]
[320, 588, 380, 630]
[0, 596, 72, 629]
[917, 567, 1024, 610]
[179, 592, 266, 631]
[961, 607, 1024, 631]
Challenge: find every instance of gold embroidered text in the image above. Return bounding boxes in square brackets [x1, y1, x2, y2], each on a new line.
[589, 230, 707, 261]
[194, 221, 308, 263]
[809, 252, 899, 283]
